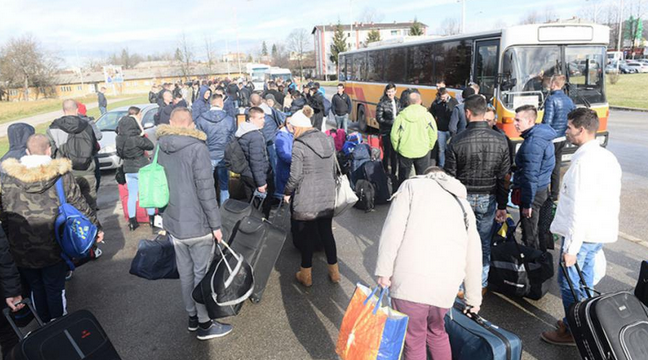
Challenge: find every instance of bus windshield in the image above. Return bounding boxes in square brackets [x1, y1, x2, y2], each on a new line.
[251, 69, 266, 82]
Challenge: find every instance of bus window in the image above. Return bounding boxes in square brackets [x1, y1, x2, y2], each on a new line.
[353, 53, 367, 81]
[347, 55, 354, 81]
[500, 46, 560, 109]
[385, 48, 407, 84]
[444, 40, 473, 88]
[474, 40, 499, 98]
[367, 50, 384, 82]
[407, 44, 434, 85]
[433, 43, 445, 85]
[564, 46, 606, 105]
[339, 55, 347, 81]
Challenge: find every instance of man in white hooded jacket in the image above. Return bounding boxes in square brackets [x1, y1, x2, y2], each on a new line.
[541, 108, 622, 346]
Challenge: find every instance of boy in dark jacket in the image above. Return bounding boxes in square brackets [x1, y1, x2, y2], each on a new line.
[156, 108, 231, 341]
[307, 83, 325, 130]
[236, 107, 272, 213]
[514, 105, 556, 250]
[429, 88, 458, 167]
[0, 123, 35, 169]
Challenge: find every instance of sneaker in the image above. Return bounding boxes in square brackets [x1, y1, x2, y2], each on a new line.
[93, 248, 103, 259]
[65, 271, 74, 281]
[188, 316, 199, 332]
[540, 321, 576, 346]
[196, 320, 233, 340]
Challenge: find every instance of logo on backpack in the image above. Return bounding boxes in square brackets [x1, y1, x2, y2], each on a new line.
[224, 138, 249, 175]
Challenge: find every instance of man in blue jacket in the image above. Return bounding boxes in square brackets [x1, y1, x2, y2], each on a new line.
[542, 75, 575, 200]
[196, 94, 236, 205]
[514, 105, 556, 251]
[191, 85, 212, 121]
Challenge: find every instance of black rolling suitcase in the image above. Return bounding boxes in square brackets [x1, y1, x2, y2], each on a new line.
[562, 262, 648, 360]
[229, 215, 287, 303]
[220, 197, 263, 242]
[4, 299, 121, 360]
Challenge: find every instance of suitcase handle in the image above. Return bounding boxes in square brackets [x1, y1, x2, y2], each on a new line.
[559, 260, 599, 301]
[2, 298, 45, 339]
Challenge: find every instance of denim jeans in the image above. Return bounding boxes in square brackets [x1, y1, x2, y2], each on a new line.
[211, 159, 230, 205]
[266, 142, 280, 198]
[559, 240, 603, 331]
[19, 261, 69, 322]
[99, 106, 107, 115]
[466, 193, 497, 288]
[334, 114, 348, 133]
[437, 131, 450, 168]
[125, 173, 155, 218]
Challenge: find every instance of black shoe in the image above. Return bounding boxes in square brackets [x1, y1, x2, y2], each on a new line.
[149, 215, 155, 228]
[128, 218, 139, 231]
[188, 315, 199, 332]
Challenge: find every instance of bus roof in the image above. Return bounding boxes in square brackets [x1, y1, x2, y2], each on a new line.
[266, 68, 291, 74]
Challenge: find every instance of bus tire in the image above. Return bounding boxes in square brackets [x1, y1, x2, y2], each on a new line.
[357, 105, 368, 133]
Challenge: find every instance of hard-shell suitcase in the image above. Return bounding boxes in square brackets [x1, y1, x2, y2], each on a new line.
[445, 301, 523, 360]
[220, 198, 263, 243]
[118, 183, 150, 223]
[4, 299, 122, 360]
[229, 215, 287, 303]
[562, 262, 648, 360]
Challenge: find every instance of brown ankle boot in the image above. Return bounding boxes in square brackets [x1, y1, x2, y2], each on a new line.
[296, 267, 312, 287]
[328, 263, 341, 283]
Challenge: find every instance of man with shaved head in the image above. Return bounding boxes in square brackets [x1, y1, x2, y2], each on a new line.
[155, 108, 231, 341]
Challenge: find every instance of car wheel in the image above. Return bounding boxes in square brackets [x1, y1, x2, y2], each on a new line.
[357, 105, 368, 133]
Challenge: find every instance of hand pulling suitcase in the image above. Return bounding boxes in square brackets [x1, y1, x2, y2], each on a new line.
[118, 183, 151, 223]
[220, 197, 264, 243]
[229, 215, 287, 303]
[4, 299, 122, 360]
[562, 262, 648, 360]
[444, 301, 523, 360]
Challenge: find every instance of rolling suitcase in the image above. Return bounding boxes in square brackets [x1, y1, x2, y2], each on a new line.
[229, 215, 287, 303]
[220, 197, 263, 243]
[363, 134, 383, 160]
[562, 262, 648, 360]
[445, 301, 523, 360]
[4, 299, 122, 360]
[118, 183, 151, 223]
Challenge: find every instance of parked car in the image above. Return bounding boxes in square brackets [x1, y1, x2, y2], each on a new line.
[625, 61, 648, 73]
[95, 104, 158, 170]
[606, 62, 638, 74]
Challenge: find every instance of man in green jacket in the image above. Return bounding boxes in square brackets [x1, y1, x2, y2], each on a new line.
[391, 92, 438, 184]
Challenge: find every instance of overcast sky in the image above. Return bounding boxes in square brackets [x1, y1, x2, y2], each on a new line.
[0, 0, 589, 67]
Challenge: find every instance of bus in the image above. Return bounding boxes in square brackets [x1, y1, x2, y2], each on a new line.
[339, 23, 610, 162]
[265, 67, 292, 83]
[246, 63, 270, 91]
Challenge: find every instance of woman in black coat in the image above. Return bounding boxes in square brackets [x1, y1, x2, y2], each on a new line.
[116, 107, 155, 231]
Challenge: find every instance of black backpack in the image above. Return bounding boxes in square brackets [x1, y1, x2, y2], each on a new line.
[353, 179, 375, 212]
[60, 129, 95, 171]
[224, 138, 249, 175]
[361, 161, 392, 204]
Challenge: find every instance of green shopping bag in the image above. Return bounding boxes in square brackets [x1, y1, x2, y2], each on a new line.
[138, 146, 169, 208]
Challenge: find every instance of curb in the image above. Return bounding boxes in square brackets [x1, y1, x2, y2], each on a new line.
[610, 106, 648, 113]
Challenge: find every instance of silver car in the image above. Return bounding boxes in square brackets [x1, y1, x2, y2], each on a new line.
[95, 104, 159, 170]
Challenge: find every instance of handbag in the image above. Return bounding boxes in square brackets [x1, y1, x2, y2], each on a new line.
[129, 234, 179, 280]
[138, 146, 169, 208]
[115, 166, 126, 185]
[334, 155, 358, 216]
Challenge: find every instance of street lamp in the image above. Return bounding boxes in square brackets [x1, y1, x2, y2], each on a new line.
[458, 0, 466, 34]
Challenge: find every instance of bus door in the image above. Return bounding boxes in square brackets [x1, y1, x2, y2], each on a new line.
[473, 39, 500, 100]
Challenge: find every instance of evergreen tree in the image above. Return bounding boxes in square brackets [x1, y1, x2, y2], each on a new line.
[330, 22, 348, 65]
[262, 41, 268, 56]
[366, 29, 381, 45]
[409, 18, 425, 36]
[271, 44, 277, 58]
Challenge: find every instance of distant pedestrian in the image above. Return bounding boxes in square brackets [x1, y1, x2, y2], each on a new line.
[238, 80, 251, 108]
[429, 87, 458, 167]
[449, 87, 476, 136]
[542, 74, 576, 201]
[149, 85, 158, 104]
[513, 105, 556, 251]
[391, 92, 437, 183]
[376, 167, 482, 360]
[97, 87, 108, 115]
[540, 108, 621, 346]
[377, 83, 401, 176]
[156, 108, 232, 341]
[155, 91, 174, 126]
[444, 95, 510, 295]
[283, 109, 338, 288]
[0, 123, 35, 171]
[181, 83, 192, 108]
[331, 84, 352, 133]
[307, 82, 325, 130]
[173, 92, 187, 108]
[192, 85, 212, 121]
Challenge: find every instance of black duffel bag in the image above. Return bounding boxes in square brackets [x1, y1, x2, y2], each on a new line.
[129, 234, 179, 280]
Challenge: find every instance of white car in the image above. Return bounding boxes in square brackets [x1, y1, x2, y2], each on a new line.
[95, 104, 159, 170]
[625, 61, 648, 73]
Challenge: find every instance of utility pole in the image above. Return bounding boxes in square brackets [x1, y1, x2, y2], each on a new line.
[617, 0, 624, 52]
[460, 0, 466, 34]
[350, 0, 354, 50]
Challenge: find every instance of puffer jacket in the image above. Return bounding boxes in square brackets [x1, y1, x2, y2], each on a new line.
[236, 122, 269, 187]
[0, 123, 35, 166]
[542, 90, 576, 137]
[274, 128, 293, 195]
[156, 125, 221, 240]
[196, 108, 236, 162]
[284, 129, 336, 221]
[0, 158, 100, 269]
[0, 226, 21, 299]
[514, 124, 556, 208]
[116, 116, 154, 174]
[376, 96, 400, 135]
[444, 121, 511, 209]
[191, 86, 212, 121]
[390, 104, 437, 159]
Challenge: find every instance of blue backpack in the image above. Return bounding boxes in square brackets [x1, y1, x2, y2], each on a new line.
[323, 97, 332, 116]
[54, 177, 98, 269]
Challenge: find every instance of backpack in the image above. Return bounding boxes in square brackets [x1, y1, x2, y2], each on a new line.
[323, 97, 332, 116]
[60, 129, 95, 171]
[54, 177, 98, 270]
[326, 129, 346, 152]
[138, 146, 169, 208]
[224, 138, 250, 175]
[361, 161, 392, 204]
[353, 179, 375, 212]
[351, 144, 371, 173]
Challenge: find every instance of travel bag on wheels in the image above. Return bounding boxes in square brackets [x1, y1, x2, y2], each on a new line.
[562, 262, 648, 360]
[4, 299, 122, 360]
[444, 300, 522, 360]
[220, 197, 264, 243]
[118, 183, 152, 223]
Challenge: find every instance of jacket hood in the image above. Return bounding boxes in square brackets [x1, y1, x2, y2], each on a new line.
[409, 172, 468, 199]
[522, 123, 557, 141]
[7, 123, 35, 151]
[117, 116, 142, 136]
[197, 85, 211, 103]
[235, 122, 260, 138]
[297, 130, 335, 159]
[51, 115, 89, 134]
[200, 109, 229, 124]
[399, 104, 428, 123]
[156, 124, 207, 154]
[1, 158, 71, 193]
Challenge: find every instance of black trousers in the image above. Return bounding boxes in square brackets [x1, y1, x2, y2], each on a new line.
[551, 141, 566, 200]
[397, 152, 430, 185]
[0, 313, 18, 359]
[520, 187, 550, 251]
[293, 217, 337, 268]
[19, 261, 68, 323]
[380, 135, 398, 176]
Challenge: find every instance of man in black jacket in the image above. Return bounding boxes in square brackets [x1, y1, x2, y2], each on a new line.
[444, 95, 510, 295]
[97, 87, 107, 115]
[331, 84, 352, 133]
[156, 108, 231, 341]
[236, 107, 271, 212]
[429, 88, 458, 167]
[307, 83, 325, 130]
[155, 91, 174, 126]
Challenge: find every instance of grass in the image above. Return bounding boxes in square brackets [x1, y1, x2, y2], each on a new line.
[0, 95, 149, 157]
[606, 72, 648, 109]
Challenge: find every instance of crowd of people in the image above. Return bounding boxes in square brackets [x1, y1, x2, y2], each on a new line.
[0, 71, 622, 358]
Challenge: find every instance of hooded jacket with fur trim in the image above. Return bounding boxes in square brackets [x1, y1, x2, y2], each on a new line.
[0, 158, 100, 269]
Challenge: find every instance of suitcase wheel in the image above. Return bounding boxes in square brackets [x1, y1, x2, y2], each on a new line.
[250, 296, 260, 304]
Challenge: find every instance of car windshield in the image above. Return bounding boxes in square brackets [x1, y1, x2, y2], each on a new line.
[501, 46, 560, 109]
[565, 46, 606, 105]
[96, 111, 128, 131]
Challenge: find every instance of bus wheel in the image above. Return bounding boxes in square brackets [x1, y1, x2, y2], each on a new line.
[357, 105, 368, 133]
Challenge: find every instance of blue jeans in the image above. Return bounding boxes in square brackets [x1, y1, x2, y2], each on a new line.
[211, 159, 230, 205]
[335, 114, 348, 133]
[99, 106, 107, 115]
[467, 193, 497, 288]
[559, 241, 603, 331]
[125, 173, 155, 218]
[437, 131, 450, 167]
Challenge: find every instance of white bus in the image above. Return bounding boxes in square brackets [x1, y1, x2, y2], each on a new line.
[265, 67, 292, 82]
[246, 63, 270, 91]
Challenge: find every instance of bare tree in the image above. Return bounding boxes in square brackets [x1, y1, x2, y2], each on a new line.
[272, 43, 290, 69]
[0, 34, 58, 101]
[204, 35, 215, 74]
[176, 32, 193, 81]
[492, 19, 508, 30]
[84, 58, 104, 71]
[358, 6, 384, 24]
[519, 10, 540, 25]
[286, 28, 311, 80]
[542, 6, 558, 23]
[437, 17, 460, 36]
